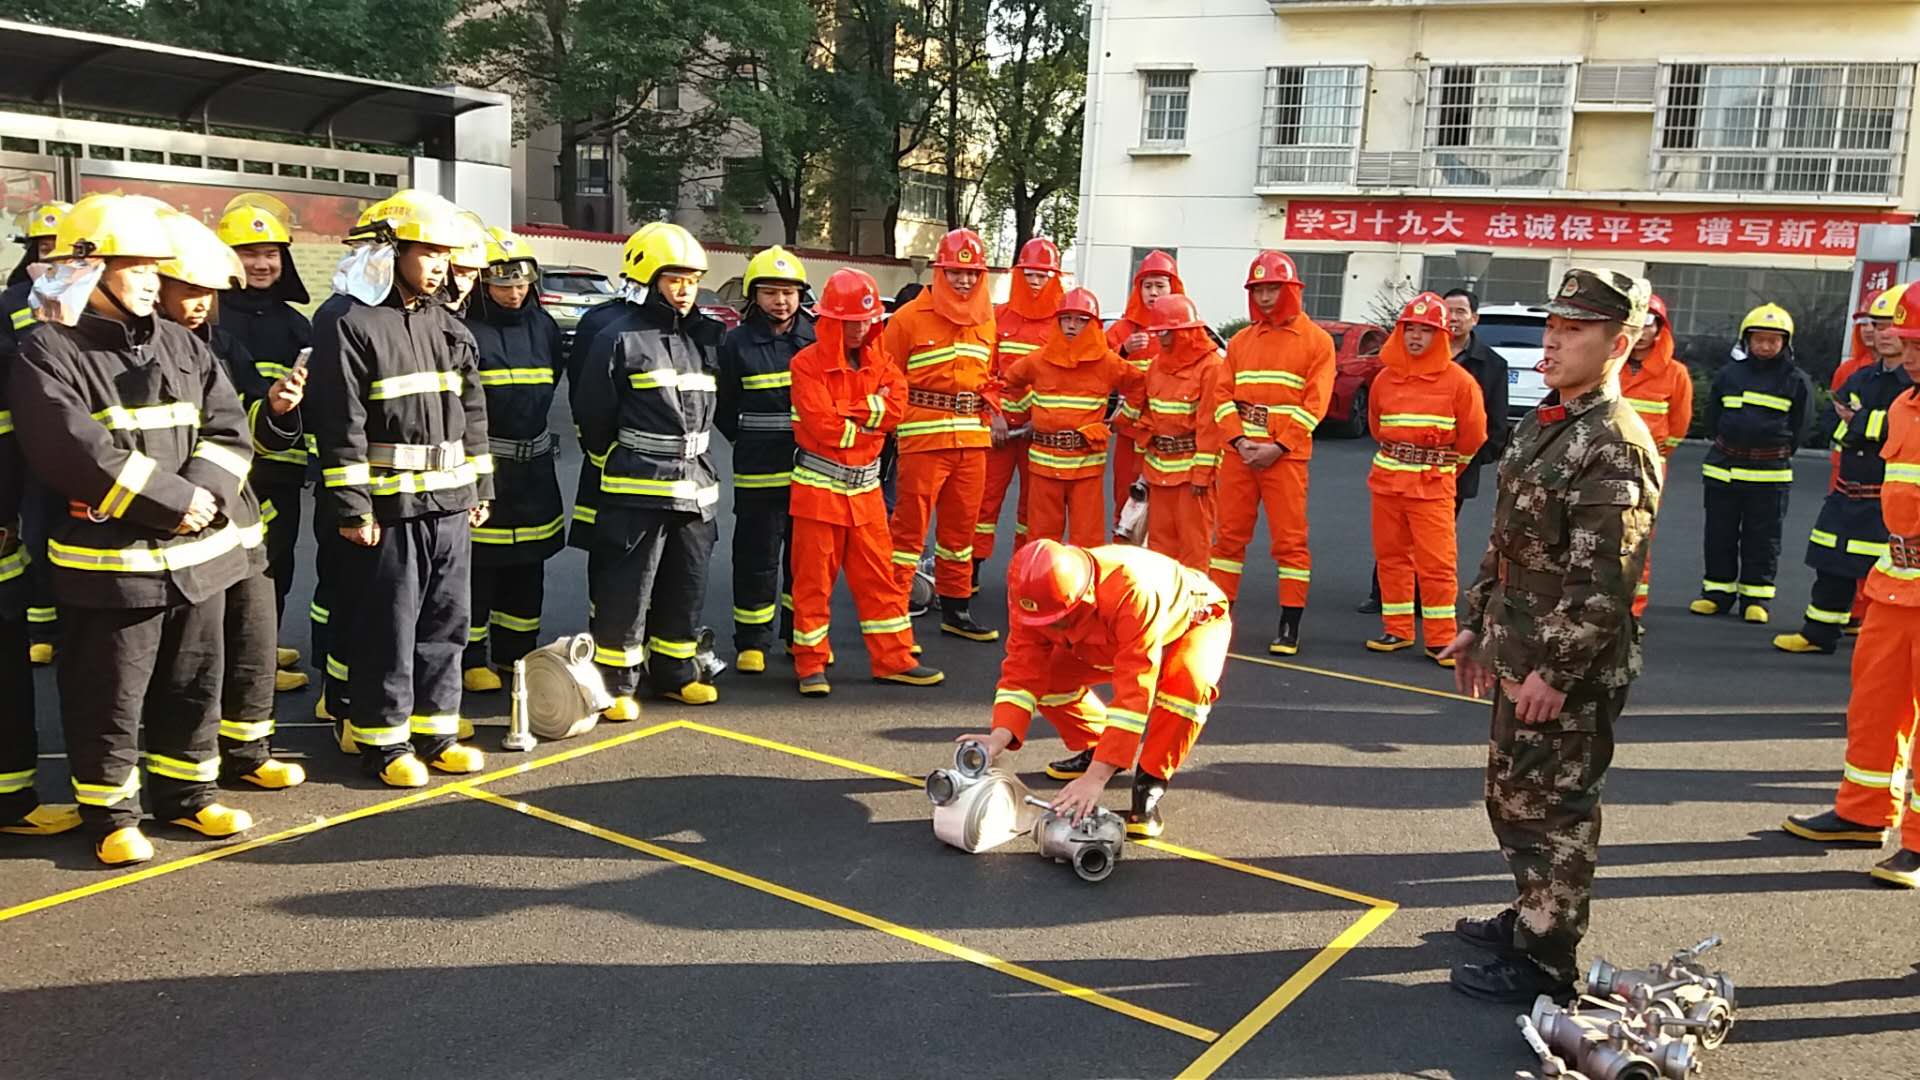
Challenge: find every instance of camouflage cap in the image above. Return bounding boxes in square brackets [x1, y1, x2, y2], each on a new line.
[1546, 267, 1651, 329]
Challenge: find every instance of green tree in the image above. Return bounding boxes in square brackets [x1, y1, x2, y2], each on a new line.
[978, 0, 1086, 251]
[452, 0, 811, 229]
[16, 0, 457, 85]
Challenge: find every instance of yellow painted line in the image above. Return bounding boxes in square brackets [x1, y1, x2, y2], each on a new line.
[1135, 838, 1392, 909]
[0, 719, 686, 925]
[678, 720, 927, 786]
[1229, 651, 1488, 706]
[1174, 903, 1398, 1080]
[463, 787, 1219, 1043]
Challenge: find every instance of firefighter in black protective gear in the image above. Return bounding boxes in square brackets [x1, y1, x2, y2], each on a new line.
[460, 227, 566, 691]
[307, 190, 494, 789]
[215, 195, 313, 692]
[1775, 292, 1913, 655]
[1692, 303, 1814, 623]
[0, 203, 81, 837]
[2, 201, 73, 666]
[574, 222, 723, 716]
[13, 193, 260, 865]
[717, 245, 815, 672]
[154, 207, 309, 791]
[565, 221, 665, 555]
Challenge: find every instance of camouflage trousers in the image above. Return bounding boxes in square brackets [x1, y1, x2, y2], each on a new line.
[1484, 684, 1624, 983]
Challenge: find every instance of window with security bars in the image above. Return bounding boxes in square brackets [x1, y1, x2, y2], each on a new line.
[1653, 63, 1913, 196]
[1278, 251, 1348, 319]
[1420, 255, 1553, 308]
[900, 169, 950, 222]
[1423, 64, 1571, 188]
[1257, 66, 1367, 186]
[1644, 263, 1849, 341]
[1140, 71, 1192, 146]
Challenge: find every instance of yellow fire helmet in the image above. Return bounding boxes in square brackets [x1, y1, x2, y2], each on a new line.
[216, 204, 292, 248]
[50, 193, 174, 261]
[743, 245, 808, 296]
[483, 226, 538, 285]
[623, 222, 706, 287]
[1868, 283, 1911, 320]
[1739, 302, 1795, 341]
[618, 221, 666, 284]
[156, 208, 245, 290]
[13, 200, 72, 243]
[448, 210, 491, 270]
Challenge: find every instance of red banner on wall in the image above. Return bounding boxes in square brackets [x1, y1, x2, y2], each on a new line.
[1284, 199, 1904, 256]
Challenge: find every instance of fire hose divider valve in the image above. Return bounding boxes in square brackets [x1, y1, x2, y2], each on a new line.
[1516, 937, 1736, 1080]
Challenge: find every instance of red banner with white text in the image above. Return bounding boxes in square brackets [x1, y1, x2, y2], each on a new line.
[1284, 199, 1904, 256]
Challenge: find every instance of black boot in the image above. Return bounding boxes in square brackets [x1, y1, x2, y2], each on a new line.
[1449, 957, 1574, 1004]
[1047, 748, 1097, 780]
[1783, 808, 1889, 845]
[1453, 908, 1522, 957]
[970, 559, 983, 597]
[1870, 848, 1920, 888]
[1356, 569, 1381, 614]
[939, 596, 1000, 642]
[1270, 606, 1302, 656]
[1127, 771, 1167, 838]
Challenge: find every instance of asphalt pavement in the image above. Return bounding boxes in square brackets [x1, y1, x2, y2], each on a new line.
[2, 426, 1915, 1079]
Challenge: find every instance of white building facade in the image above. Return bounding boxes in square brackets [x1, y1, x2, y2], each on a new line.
[1075, 0, 1920, 344]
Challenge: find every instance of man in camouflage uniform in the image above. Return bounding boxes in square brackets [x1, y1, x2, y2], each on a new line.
[1438, 268, 1663, 1003]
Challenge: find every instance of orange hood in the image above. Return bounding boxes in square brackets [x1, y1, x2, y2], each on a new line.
[1121, 267, 1187, 330]
[931, 266, 994, 326]
[1158, 327, 1217, 373]
[815, 316, 884, 371]
[1036, 318, 1114, 369]
[1008, 271, 1065, 322]
[1379, 325, 1451, 378]
[1248, 282, 1304, 327]
[1631, 322, 1680, 380]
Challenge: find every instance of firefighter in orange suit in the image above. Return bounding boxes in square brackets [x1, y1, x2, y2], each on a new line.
[1783, 283, 1920, 890]
[972, 237, 1063, 583]
[1104, 251, 1185, 532]
[1617, 293, 1694, 617]
[999, 288, 1139, 549]
[787, 269, 945, 697]
[1124, 294, 1227, 572]
[1209, 251, 1335, 656]
[885, 227, 1000, 642]
[957, 539, 1231, 838]
[1366, 292, 1488, 664]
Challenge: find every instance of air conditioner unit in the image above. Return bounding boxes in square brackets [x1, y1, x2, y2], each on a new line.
[696, 187, 721, 209]
[1576, 64, 1659, 110]
[1356, 150, 1421, 187]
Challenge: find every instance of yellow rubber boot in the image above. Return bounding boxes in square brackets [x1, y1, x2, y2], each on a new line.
[1688, 598, 1721, 616]
[378, 754, 430, 788]
[97, 827, 154, 866]
[315, 698, 333, 722]
[458, 717, 475, 740]
[275, 646, 301, 670]
[429, 744, 486, 774]
[1743, 604, 1770, 624]
[171, 803, 255, 838]
[602, 696, 641, 722]
[28, 642, 53, 665]
[664, 681, 719, 706]
[736, 649, 767, 674]
[274, 669, 310, 693]
[463, 667, 503, 693]
[240, 759, 307, 790]
[0, 804, 83, 836]
[336, 722, 360, 755]
[1772, 633, 1831, 655]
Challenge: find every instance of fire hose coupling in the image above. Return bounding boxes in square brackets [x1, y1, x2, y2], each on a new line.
[1024, 795, 1124, 883]
[928, 741, 1039, 854]
[1516, 937, 1734, 1080]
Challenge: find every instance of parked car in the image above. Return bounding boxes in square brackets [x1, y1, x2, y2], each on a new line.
[697, 288, 742, 331]
[1477, 303, 1550, 419]
[540, 265, 617, 341]
[1317, 320, 1390, 438]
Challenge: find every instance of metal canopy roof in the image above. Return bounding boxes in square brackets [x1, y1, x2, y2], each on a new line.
[0, 20, 503, 148]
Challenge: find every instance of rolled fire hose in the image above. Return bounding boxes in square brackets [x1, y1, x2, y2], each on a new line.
[928, 741, 1042, 853]
[509, 633, 614, 746]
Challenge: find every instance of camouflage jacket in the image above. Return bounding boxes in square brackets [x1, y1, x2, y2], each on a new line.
[1465, 381, 1662, 694]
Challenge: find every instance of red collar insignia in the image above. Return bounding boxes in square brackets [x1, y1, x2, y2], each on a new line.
[1536, 404, 1568, 425]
